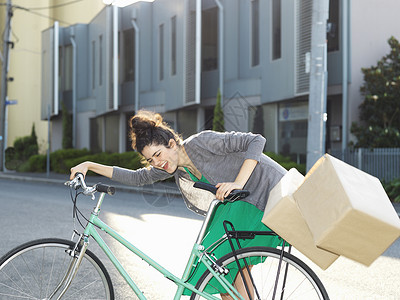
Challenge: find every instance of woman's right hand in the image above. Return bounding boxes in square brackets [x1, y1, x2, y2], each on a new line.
[70, 161, 113, 180]
[70, 162, 90, 180]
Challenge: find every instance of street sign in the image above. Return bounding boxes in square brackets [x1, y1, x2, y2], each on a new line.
[5, 99, 17, 105]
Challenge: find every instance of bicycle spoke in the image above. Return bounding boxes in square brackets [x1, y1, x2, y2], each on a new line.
[0, 239, 113, 300]
[21, 254, 41, 294]
[63, 278, 102, 300]
[191, 247, 328, 300]
[45, 245, 59, 297]
[1, 266, 28, 297]
[0, 281, 37, 299]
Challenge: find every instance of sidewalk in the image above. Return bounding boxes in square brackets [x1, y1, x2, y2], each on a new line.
[0, 170, 181, 197]
[1, 170, 399, 217]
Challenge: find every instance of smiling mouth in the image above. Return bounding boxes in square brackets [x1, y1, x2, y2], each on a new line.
[161, 161, 168, 170]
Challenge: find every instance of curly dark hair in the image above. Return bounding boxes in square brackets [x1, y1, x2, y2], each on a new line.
[129, 110, 181, 154]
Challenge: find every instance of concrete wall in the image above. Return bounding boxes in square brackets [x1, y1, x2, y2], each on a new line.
[348, 0, 400, 143]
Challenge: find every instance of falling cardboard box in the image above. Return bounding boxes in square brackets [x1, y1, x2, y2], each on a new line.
[262, 168, 339, 270]
[294, 154, 400, 266]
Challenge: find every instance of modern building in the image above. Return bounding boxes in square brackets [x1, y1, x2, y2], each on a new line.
[0, 0, 105, 155]
[4, 0, 400, 167]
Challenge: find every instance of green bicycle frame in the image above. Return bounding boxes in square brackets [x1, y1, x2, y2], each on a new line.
[81, 193, 245, 300]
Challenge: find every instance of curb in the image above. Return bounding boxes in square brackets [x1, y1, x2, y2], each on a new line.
[0, 172, 182, 197]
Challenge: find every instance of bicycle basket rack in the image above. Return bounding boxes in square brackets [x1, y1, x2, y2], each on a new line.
[223, 220, 291, 300]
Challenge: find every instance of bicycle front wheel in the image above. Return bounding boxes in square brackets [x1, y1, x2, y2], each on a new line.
[191, 246, 329, 300]
[0, 238, 114, 300]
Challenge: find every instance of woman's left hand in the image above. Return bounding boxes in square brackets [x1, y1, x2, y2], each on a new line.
[215, 182, 243, 201]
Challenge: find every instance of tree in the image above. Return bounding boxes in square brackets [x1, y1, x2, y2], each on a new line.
[252, 106, 264, 136]
[212, 89, 225, 132]
[62, 101, 73, 149]
[351, 36, 400, 148]
[5, 124, 38, 170]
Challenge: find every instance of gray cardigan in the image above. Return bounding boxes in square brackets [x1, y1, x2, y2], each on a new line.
[112, 131, 287, 215]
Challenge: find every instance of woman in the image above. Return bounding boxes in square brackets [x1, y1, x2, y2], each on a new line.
[70, 110, 286, 299]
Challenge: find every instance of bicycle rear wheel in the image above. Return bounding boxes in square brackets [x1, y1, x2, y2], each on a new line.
[0, 238, 114, 300]
[191, 246, 329, 300]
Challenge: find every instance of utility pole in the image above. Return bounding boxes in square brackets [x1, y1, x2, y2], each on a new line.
[0, 0, 13, 172]
[306, 0, 329, 171]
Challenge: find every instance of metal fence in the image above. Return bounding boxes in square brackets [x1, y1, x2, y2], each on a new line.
[329, 148, 400, 182]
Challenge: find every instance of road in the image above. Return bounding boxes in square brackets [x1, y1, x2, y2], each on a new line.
[0, 178, 399, 299]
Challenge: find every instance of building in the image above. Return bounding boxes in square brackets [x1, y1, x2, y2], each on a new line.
[0, 0, 105, 157]
[3, 0, 400, 167]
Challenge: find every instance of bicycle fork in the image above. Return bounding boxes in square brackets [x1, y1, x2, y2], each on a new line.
[46, 234, 89, 300]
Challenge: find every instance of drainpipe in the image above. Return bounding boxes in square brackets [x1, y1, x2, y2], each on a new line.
[214, 0, 224, 106]
[54, 21, 59, 115]
[131, 10, 139, 112]
[342, 0, 349, 152]
[113, 5, 118, 110]
[70, 27, 77, 148]
[195, 0, 201, 104]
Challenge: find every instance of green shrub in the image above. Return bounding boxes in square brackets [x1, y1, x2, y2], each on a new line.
[50, 148, 92, 173]
[383, 178, 400, 203]
[265, 152, 306, 175]
[62, 101, 73, 149]
[58, 151, 145, 175]
[5, 147, 20, 170]
[16, 161, 31, 173]
[212, 89, 225, 132]
[22, 149, 145, 175]
[26, 155, 47, 173]
[5, 124, 38, 171]
[14, 128, 38, 161]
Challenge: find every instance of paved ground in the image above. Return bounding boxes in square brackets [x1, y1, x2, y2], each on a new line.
[0, 170, 181, 196]
[1, 171, 399, 299]
[1, 170, 399, 217]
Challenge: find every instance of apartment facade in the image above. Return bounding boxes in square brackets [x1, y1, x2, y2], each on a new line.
[38, 0, 400, 164]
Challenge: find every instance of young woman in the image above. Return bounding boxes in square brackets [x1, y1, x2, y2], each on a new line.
[70, 110, 287, 299]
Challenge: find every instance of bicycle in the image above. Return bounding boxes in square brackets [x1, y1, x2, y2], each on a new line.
[0, 174, 329, 300]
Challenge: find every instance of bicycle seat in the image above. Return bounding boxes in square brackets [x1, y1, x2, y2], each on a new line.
[193, 182, 250, 201]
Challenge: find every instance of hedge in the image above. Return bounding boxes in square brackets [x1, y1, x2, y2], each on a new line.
[24, 149, 145, 174]
[265, 152, 306, 175]
[20, 149, 305, 175]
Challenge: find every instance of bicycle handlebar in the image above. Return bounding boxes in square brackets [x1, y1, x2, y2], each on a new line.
[66, 174, 248, 201]
[193, 181, 250, 201]
[65, 173, 116, 196]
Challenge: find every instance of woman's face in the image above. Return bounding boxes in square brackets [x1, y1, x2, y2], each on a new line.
[141, 140, 179, 174]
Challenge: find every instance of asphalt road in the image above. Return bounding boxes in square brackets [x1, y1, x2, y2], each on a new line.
[0, 178, 399, 299]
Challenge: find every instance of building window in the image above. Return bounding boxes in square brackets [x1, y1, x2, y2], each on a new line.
[272, 0, 281, 60]
[327, 0, 339, 52]
[278, 102, 308, 164]
[99, 35, 103, 86]
[123, 28, 135, 82]
[251, 0, 260, 67]
[92, 40, 96, 90]
[202, 7, 218, 71]
[159, 24, 164, 81]
[171, 16, 177, 76]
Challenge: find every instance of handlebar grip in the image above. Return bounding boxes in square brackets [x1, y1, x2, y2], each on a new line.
[96, 184, 116, 196]
[75, 172, 84, 178]
[193, 182, 250, 201]
[193, 181, 218, 194]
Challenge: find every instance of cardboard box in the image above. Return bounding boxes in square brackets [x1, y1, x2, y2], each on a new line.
[262, 168, 339, 270]
[294, 154, 400, 266]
